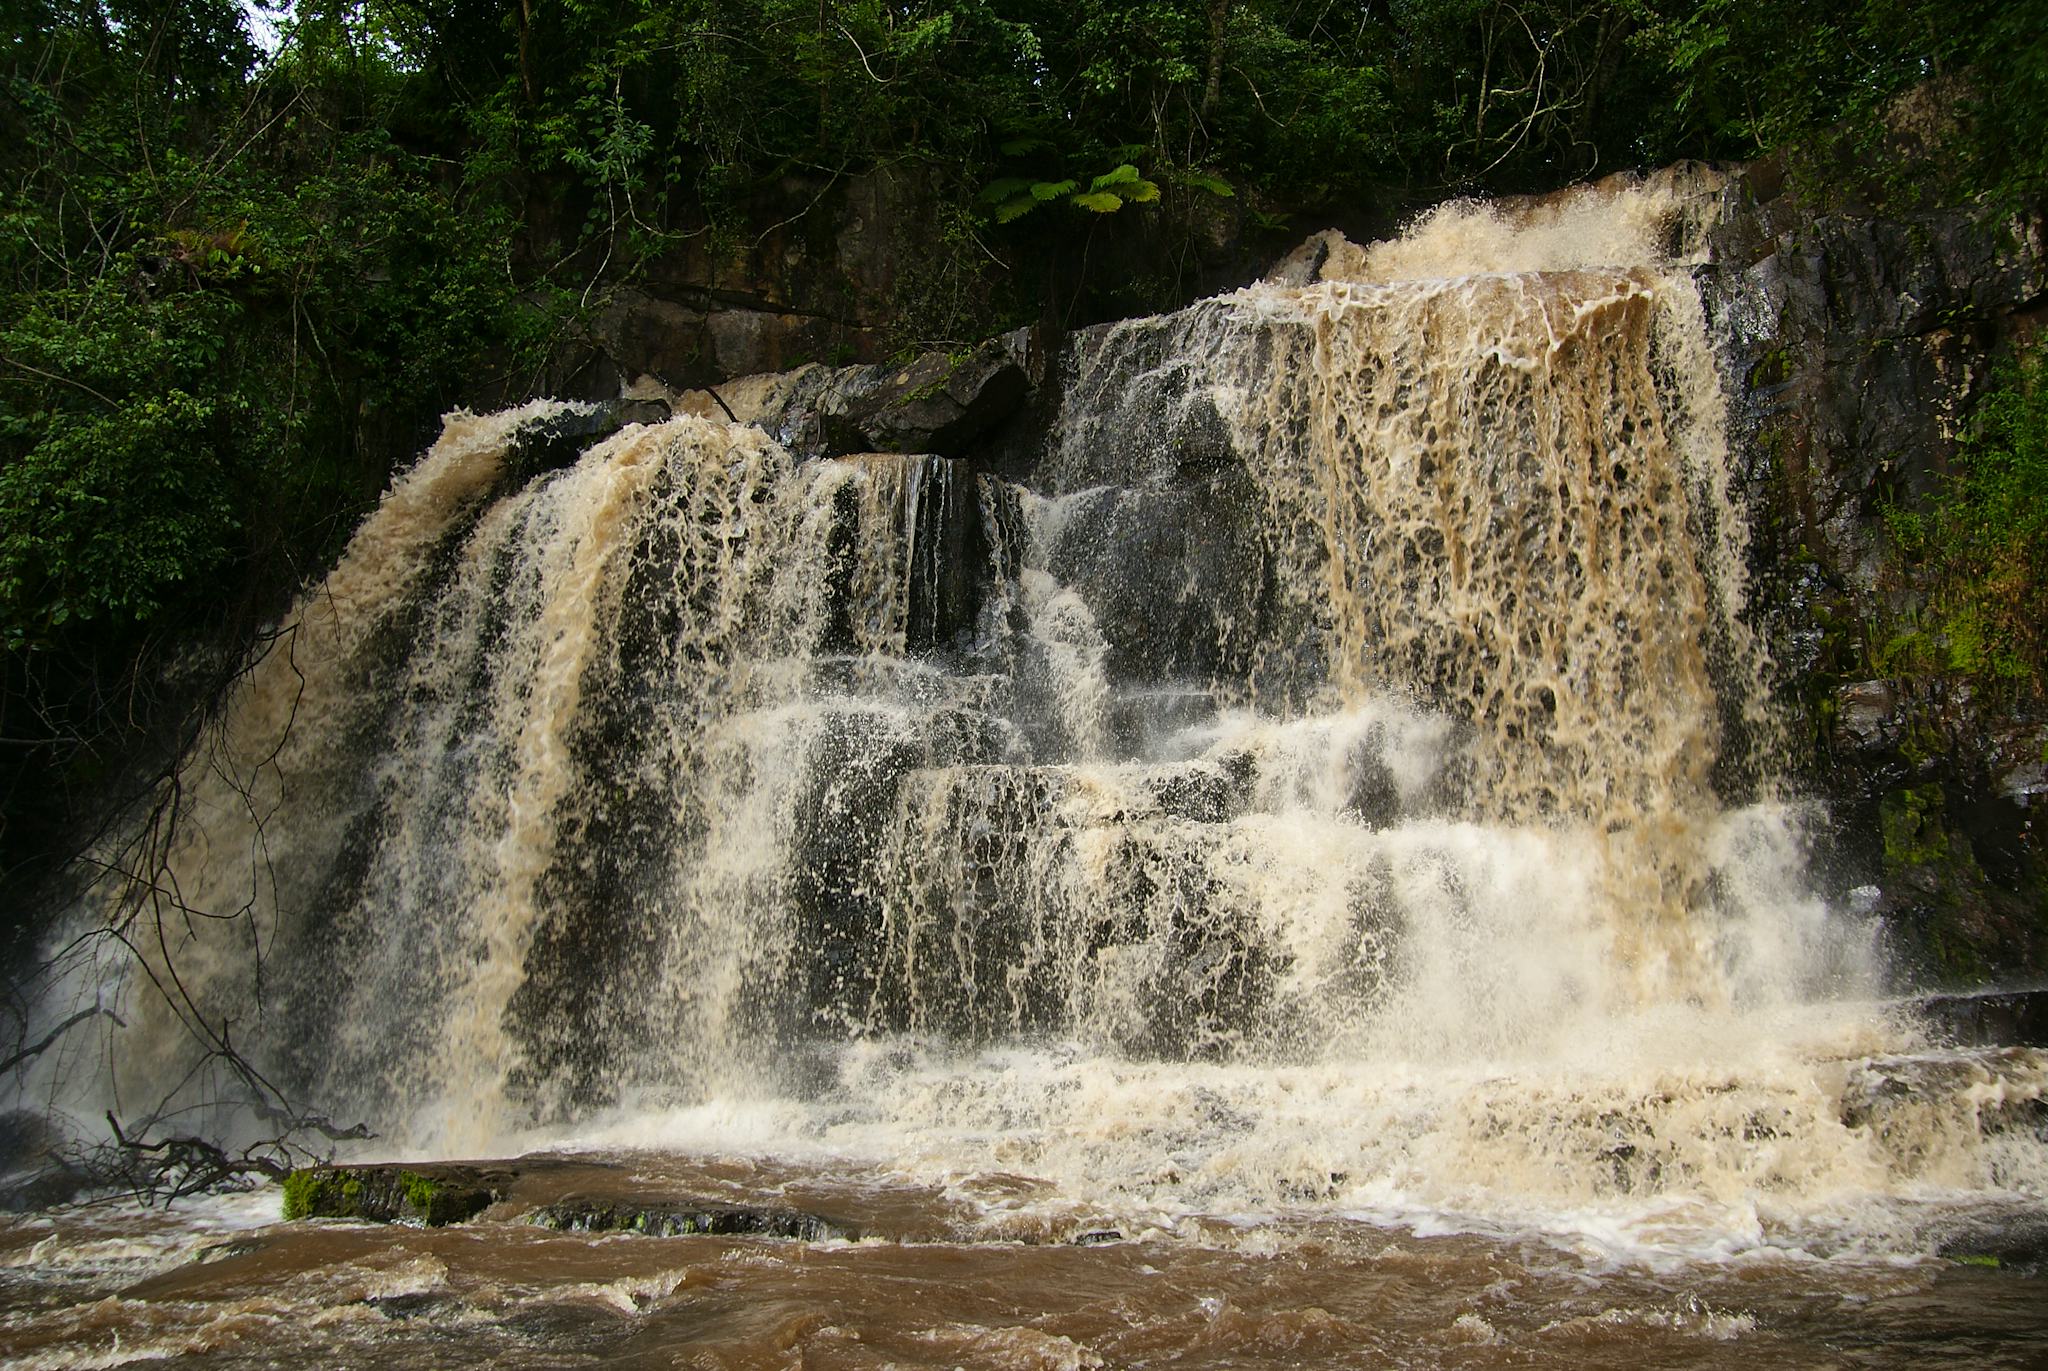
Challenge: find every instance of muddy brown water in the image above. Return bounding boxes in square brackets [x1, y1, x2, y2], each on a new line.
[3, 1151, 2044, 1370]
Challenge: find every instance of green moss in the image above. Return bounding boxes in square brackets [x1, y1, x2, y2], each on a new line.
[1881, 784, 1951, 869]
[1951, 1253, 2002, 1268]
[1925, 924, 1991, 983]
[282, 1168, 363, 1220]
[280, 1169, 324, 1221]
[1747, 347, 1794, 388]
[399, 1171, 441, 1221]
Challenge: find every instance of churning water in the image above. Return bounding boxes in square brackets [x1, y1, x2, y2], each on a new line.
[6, 176, 2045, 1368]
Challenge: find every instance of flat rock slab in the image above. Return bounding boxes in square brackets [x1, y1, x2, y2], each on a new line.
[283, 1162, 509, 1226]
[281, 1156, 857, 1240]
[1932, 1206, 2048, 1272]
[526, 1198, 851, 1241]
[1916, 988, 2048, 1048]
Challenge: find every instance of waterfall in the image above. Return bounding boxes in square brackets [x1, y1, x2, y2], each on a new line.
[40, 177, 2047, 1253]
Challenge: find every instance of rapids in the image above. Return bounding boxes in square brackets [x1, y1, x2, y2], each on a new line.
[5, 174, 2045, 1366]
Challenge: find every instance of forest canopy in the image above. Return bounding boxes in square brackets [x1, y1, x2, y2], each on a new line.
[1, 0, 2044, 892]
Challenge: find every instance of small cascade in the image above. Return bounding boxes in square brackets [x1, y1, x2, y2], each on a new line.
[35, 175, 2047, 1254]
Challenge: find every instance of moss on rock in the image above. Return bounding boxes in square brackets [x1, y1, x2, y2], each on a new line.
[279, 1163, 502, 1226]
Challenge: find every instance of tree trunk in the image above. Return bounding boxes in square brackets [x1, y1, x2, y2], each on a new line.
[1202, 0, 1230, 119]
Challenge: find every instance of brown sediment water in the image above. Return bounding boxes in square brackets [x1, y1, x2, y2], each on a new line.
[9, 174, 2047, 1363]
[2, 1158, 2045, 1369]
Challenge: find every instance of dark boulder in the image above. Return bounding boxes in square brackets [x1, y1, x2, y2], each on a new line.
[1915, 987, 2048, 1048]
[819, 338, 1029, 458]
[503, 404, 629, 485]
[0, 1110, 90, 1211]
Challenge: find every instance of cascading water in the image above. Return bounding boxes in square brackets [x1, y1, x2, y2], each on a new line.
[32, 176, 2048, 1263]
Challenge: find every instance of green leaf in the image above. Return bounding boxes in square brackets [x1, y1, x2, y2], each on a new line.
[1090, 163, 1141, 191]
[1069, 191, 1124, 212]
[1122, 179, 1160, 204]
[977, 177, 1036, 204]
[1030, 179, 1077, 201]
[1183, 171, 1235, 198]
[993, 195, 1045, 223]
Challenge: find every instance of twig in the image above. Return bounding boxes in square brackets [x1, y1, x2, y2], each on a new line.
[0, 1006, 124, 1076]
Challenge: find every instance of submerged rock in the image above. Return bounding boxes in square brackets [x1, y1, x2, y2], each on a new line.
[1933, 1208, 2048, 1272]
[526, 1198, 854, 1241]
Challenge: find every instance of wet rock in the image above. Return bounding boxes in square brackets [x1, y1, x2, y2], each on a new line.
[0, 1110, 90, 1211]
[527, 1198, 854, 1241]
[819, 339, 1029, 458]
[282, 1162, 508, 1226]
[1144, 765, 1244, 823]
[1834, 679, 1903, 753]
[1914, 988, 2048, 1048]
[1932, 1208, 2048, 1272]
[1837, 1048, 2048, 1137]
[504, 404, 628, 484]
[615, 397, 673, 427]
[1700, 155, 2048, 986]
[497, 397, 688, 487]
[1263, 230, 1342, 286]
[365, 1291, 458, 1320]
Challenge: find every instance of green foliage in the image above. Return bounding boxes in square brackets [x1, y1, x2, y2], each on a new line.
[0, 0, 566, 886]
[979, 163, 1160, 220]
[1626, 0, 2048, 207]
[1885, 346, 2048, 693]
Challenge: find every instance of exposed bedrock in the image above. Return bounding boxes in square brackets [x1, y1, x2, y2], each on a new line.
[1696, 160, 2048, 985]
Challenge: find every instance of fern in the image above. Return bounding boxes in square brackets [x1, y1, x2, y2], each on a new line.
[976, 164, 1159, 222]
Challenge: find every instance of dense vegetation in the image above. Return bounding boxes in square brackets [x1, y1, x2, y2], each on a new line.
[1, 0, 2044, 901]
[1885, 345, 2048, 695]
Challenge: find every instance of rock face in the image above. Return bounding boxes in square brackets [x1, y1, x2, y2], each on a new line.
[1696, 160, 2048, 985]
[1916, 988, 2048, 1048]
[547, 164, 1265, 401]
[555, 167, 922, 397]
